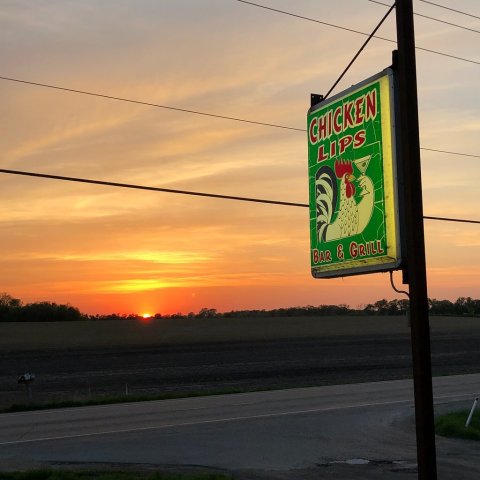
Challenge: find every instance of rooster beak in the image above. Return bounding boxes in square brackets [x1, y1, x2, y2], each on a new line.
[347, 174, 355, 182]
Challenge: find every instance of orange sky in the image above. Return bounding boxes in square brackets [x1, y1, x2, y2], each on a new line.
[0, 1, 479, 314]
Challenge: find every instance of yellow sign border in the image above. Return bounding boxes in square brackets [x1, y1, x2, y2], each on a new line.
[308, 68, 401, 278]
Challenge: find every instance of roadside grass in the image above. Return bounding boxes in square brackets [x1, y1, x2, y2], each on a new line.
[0, 470, 232, 480]
[0, 386, 275, 414]
[435, 410, 480, 441]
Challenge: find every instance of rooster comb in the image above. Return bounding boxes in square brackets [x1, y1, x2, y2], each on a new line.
[334, 159, 353, 178]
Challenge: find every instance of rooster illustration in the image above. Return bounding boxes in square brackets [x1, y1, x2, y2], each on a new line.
[315, 158, 374, 242]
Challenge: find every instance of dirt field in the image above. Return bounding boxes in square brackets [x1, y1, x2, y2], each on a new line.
[1, 315, 478, 351]
[1, 315, 479, 407]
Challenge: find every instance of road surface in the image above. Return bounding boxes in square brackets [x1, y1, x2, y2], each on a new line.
[1, 373, 480, 479]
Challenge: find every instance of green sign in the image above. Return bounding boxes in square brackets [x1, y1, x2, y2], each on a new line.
[307, 68, 401, 278]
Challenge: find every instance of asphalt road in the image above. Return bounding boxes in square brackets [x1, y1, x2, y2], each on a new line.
[1, 374, 480, 479]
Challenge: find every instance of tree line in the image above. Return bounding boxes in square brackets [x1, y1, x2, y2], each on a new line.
[1, 292, 479, 322]
[0, 293, 83, 322]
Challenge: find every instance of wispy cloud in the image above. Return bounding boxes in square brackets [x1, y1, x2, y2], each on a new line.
[0, 0, 478, 313]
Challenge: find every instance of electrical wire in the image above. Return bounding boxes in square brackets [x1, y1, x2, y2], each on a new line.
[1, 76, 477, 159]
[423, 215, 480, 225]
[0, 76, 304, 133]
[419, 0, 480, 20]
[233, 0, 480, 65]
[367, 0, 480, 34]
[1, 168, 479, 225]
[419, 148, 479, 158]
[412, 44, 479, 65]
[389, 271, 410, 297]
[0, 169, 307, 208]
[234, 0, 394, 41]
[324, 2, 396, 99]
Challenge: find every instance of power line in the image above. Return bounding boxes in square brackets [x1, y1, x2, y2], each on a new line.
[423, 215, 480, 225]
[325, 2, 396, 99]
[234, 0, 394, 41]
[412, 43, 479, 64]
[420, 148, 480, 158]
[0, 168, 307, 208]
[1, 168, 479, 225]
[0, 76, 304, 133]
[367, 0, 480, 34]
[419, 0, 480, 20]
[1, 75, 477, 159]
[233, 0, 480, 65]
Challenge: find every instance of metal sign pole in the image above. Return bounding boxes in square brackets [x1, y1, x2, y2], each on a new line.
[395, 1, 437, 479]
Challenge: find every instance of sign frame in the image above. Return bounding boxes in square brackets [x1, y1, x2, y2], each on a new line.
[307, 67, 402, 278]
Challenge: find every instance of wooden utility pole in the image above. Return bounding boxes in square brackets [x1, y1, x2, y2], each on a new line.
[395, 1, 437, 478]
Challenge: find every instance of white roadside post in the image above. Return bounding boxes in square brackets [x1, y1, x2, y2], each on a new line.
[465, 397, 478, 428]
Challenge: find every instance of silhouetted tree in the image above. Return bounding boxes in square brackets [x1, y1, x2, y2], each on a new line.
[428, 298, 455, 315]
[197, 308, 218, 318]
[13, 302, 84, 322]
[0, 292, 22, 321]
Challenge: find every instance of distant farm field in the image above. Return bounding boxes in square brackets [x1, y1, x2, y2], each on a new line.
[1, 315, 479, 409]
[0, 315, 478, 351]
